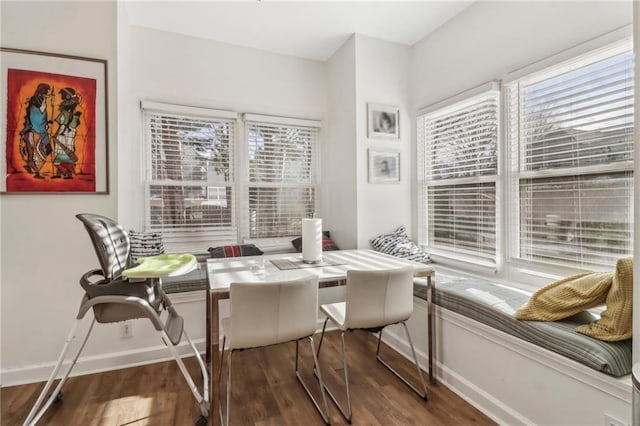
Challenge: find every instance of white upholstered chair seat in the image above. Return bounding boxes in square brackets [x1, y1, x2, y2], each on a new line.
[320, 302, 346, 330]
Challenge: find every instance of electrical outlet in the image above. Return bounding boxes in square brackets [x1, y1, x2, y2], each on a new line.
[120, 321, 133, 338]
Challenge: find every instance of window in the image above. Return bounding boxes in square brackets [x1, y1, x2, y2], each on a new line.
[142, 103, 320, 252]
[142, 102, 238, 253]
[243, 114, 320, 248]
[506, 40, 633, 268]
[417, 87, 500, 264]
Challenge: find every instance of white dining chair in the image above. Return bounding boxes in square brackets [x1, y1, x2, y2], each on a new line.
[219, 275, 330, 425]
[316, 266, 428, 422]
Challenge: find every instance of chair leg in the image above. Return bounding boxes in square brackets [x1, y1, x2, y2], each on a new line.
[226, 350, 233, 426]
[24, 317, 95, 426]
[316, 317, 330, 358]
[376, 322, 428, 401]
[295, 337, 331, 425]
[319, 330, 352, 423]
[183, 329, 210, 415]
[160, 329, 209, 418]
[218, 336, 226, 425]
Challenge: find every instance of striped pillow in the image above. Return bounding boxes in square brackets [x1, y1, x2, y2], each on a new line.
[369, 226, 431, 264]
[208, 244, 264, 258]
[129, 230, 165, 263]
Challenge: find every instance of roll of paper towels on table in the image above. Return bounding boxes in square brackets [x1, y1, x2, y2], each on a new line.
[302, 218, 322, 263]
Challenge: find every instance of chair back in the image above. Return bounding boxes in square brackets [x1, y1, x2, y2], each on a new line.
[228, 275, 319, 350]
[344, 266, 414, 329]
[76, 213, 130, 281]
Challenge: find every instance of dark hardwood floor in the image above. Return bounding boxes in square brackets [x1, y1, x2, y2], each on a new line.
[1, 331, 495, 425]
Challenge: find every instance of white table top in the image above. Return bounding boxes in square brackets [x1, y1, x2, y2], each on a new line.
[206, 249, 433, 293]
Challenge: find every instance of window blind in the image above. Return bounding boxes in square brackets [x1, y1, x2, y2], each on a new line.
[428, 183, 496, 260]
[143, 107, 238, 253]
[507, 41, 634, 268]
[418, 90, 499, 262]
[245, 118, 319, 240]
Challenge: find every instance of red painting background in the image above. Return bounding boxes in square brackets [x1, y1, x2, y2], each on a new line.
[5, 68, 97, 192]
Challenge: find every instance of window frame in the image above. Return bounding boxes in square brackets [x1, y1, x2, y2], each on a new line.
[415, 28, 634, 286]
[504, 37, 634, 273]
[417, 83, 501, 268]
[141, 102, 322, 253]
[240, 113, 321, 251]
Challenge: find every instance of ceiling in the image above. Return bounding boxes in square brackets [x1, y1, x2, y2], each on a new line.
[123, 1, 473, 61]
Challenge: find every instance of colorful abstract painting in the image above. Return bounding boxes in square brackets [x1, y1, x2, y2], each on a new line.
[1, 48, 108, 193]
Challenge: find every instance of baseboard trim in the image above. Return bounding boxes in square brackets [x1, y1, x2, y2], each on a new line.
[379, 321, 528, 425]
[381, 302, 631, 425]
[2, 320, 338, 388]
[1, 339, 207, 387]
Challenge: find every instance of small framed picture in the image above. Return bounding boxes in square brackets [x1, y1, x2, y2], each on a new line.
[368, 149, 400, 184]
[367, 103, 399, 139]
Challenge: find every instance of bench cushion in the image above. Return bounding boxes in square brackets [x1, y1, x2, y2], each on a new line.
[162, 267, 207, 294]
[414, 274, 632, 377]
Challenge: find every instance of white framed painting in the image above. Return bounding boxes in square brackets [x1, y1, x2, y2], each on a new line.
[367, 103, 399, 139]
[368, 149, 400, 184]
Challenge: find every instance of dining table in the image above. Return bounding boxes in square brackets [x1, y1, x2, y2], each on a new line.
[205, 249, 435, 426]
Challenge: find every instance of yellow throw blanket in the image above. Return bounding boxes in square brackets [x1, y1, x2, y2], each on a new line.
[515, 258, 633, 342]
[515, 272, 612, 321]
[576, 258, 633, 341]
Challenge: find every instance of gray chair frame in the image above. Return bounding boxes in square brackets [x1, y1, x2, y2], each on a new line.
[24, 214, 209, 426]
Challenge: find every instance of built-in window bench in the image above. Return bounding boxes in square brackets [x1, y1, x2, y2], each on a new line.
[160, 255, 633, 424]
[162, 263, 208, 295]
[408, 271, 632, 425]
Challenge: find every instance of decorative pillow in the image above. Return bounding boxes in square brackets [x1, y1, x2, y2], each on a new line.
[369, 226, 431, 264]
[208, 244, 264, 258]
[576, 258, 633, 341]
[514, 271, 612, 322]
[291, 231, 340, 252]
[128, 230, 165, 264]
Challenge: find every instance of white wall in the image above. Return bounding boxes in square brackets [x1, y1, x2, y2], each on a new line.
[323, 36, 358, 248]
[323, 35, 412, 249]
[410, 1, 632, 111]
[354, 35, 411, 248]
[408, 1, 634, 423]
[410, 0, 632, 277]
[119, 26, 328, 232]
[114, 25, 329, 368]
[0, 1, 120, 383]
[1, 4, 329, 385]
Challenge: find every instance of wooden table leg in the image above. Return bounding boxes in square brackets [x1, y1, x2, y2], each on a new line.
[209, 292, 221, 426]
[427, 275, 437, 385]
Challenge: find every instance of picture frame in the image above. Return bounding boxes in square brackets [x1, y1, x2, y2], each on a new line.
[367, 103, 399, 139]
[0, 47, 109, 193]
[368, 148, 400, 184]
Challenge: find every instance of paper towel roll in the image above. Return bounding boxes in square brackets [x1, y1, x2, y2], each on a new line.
[302, 218, 322, 264]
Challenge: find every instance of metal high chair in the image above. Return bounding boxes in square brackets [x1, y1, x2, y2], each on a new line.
[24, 213, 209, 426]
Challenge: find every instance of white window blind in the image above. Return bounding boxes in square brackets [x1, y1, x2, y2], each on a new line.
[418, 90, 499, 263]
[143, 104, 238, 253]
[506, 40, 634, 268]
[244, 116, 320, 241]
